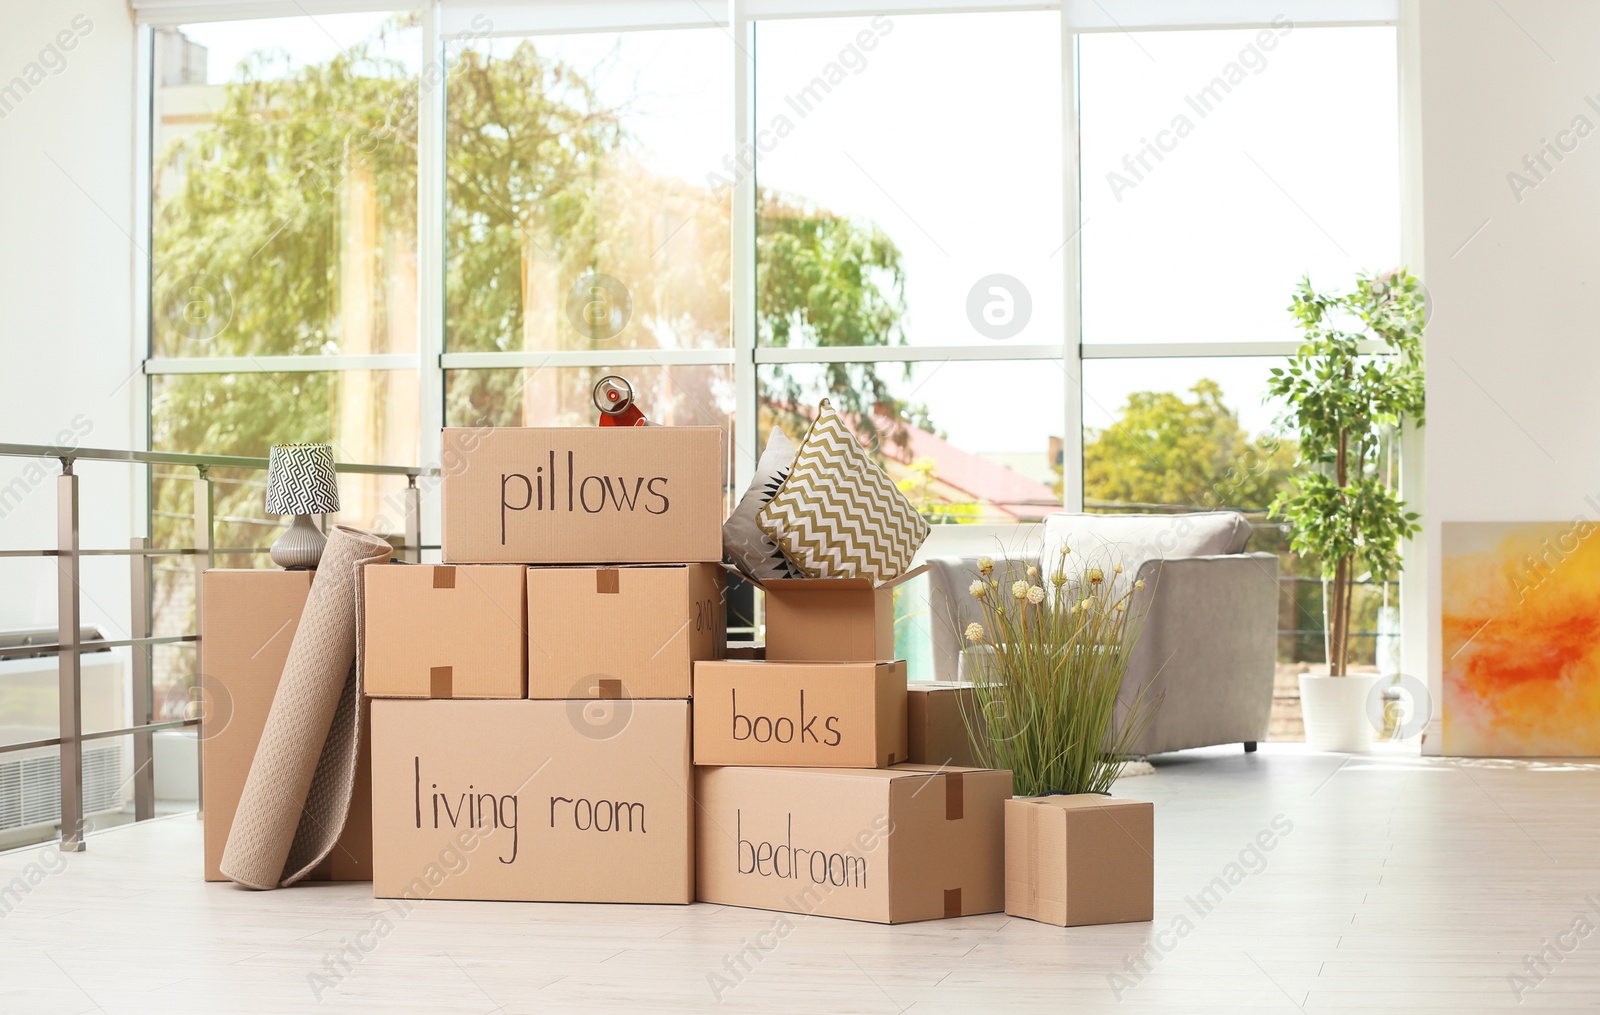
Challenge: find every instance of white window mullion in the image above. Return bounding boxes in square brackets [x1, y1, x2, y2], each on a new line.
[754, 344, 1066, 364]
[418, 0, 447, 553]
[1060, 16, 1084, 513]
[134, 24, 154, 471]
[1081, 341, 1388, 359]
[731, 0, 758, 495]
[143, 354, 420, 374]
[441, 349, 737, 369]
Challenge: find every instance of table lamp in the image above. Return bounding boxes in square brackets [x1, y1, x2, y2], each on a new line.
[264, 443, 340, 569]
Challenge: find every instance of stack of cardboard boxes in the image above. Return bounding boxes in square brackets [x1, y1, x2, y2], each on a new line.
[201, 423, 1150, 927]
[356, 425, 1010, 922]
[694, 573, 1011, 923]
[361, 427, 721, 905]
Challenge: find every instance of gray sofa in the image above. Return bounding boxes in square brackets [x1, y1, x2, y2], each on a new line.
[923, 512, 1278, 757]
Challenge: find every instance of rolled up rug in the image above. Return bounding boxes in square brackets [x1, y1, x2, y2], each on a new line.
[221, 525, 392, 889]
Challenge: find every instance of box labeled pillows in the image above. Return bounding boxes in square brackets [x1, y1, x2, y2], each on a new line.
[725, 399, 928, 584]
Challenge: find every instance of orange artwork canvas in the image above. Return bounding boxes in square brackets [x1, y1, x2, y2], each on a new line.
[1442, 521, 1600, 756]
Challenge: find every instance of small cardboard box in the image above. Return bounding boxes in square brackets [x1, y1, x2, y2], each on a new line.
[363, 563, 526, 699]
[526, 563, 724, 699]
[754, 565, 928, 663]
[370, 698, 693, 904]
[440, 426, 724, 564]
[1004, 795, 1154, 927]
[907, 682, 986, 769]
[200, 569, 371, 882]
[694, 763, 1010, 924]
[692, 660, 908, 768]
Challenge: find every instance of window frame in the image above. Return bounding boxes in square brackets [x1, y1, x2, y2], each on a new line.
[136, 0, 1406, 539]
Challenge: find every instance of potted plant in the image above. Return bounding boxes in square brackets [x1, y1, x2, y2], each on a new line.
[1268, 270, 1425, 752]
[957, 546, 1159, 796]
[958, 546, 1162, 927]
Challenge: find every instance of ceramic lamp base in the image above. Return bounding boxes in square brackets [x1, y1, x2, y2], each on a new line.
[270, 514, 328, 570]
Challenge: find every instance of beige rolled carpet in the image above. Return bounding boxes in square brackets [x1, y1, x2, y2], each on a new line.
[221, 525, 392, 889]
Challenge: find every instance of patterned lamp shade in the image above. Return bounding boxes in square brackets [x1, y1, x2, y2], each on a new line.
[264, 443, 340, 516]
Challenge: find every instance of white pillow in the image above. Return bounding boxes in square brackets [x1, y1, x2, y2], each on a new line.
[1040, 511, 1253, 596]
[722, 429, 803, 581]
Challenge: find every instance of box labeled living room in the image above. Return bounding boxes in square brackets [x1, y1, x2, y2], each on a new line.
[370, 699, 694, 905]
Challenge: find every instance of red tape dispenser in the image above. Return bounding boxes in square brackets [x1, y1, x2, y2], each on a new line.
[593, 374, 649, 427]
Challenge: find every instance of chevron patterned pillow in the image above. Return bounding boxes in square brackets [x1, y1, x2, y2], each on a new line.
[756, 399, 930, 582]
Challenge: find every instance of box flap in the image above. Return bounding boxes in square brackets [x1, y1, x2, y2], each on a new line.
[532, 562, 689, 572]
[698, 763, 1005, 781]
[888, 762, 1008, 777]
[1017, 793, 1150, 812]
[740, 562, 930, 593]
[761, 576, 875, 592]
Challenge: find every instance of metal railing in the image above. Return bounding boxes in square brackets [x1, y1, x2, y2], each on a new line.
[0, 443, 432, 852]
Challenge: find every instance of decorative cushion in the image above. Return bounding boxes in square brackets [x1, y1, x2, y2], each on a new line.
[757, 399, 930, 582]
[722, 428, 803, 581]
[1040, 511, 1253, 593]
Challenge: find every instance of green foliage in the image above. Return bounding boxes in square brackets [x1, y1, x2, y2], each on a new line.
[154, 28, 418, 360]
[147, 22, 920, 687]
[758, 194, 905, 350]
[1083, 379, 1295, 511]
[152, 21, 916, 465]
[1267, 269, 1425, 674]
[444, 40, 623, 357]
[757, 193, 918, 452]
[960, 549, 1159, 796]
[151, 29, 424, 595]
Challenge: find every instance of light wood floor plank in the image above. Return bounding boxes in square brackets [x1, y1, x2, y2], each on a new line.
[3, 744, 1599, 1013]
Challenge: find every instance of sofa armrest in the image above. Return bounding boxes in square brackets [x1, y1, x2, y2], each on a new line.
[924, 554, 1038, 682]
[1121, 551, 1279, 755]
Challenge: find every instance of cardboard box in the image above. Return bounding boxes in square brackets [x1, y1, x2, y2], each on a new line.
[200, 569, 371, 882]
[363, 563, 526, 699]
[526, 563, 724, 699]
[725, 643, 765, 661]
[756, 565, 928, 662]
[907, 682, 987, 769]
[1004, 795, 1154, 927]
[692, 660, 908, 769]
[440, 426, 724, 564]
[370, 699, 693, 904]
[694, 764, 1010, 924]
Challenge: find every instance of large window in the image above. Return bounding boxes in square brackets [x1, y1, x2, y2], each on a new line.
[1079, 25, 1400, 347]
[754, 10, 1064, 520]
[1076, 23, 1401, 677]
[149, 12, 423, 723]
[144, 5, 1405, 686]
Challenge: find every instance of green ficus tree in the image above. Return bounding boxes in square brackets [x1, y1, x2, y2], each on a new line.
[1268, 270, 1426, 676]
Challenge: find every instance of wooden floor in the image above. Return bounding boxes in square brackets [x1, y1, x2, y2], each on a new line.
[4, 744, 1599, 1014]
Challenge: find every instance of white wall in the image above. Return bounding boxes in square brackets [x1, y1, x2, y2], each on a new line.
[1417, 0, 1600, 751]
[0, 0, 140, 643]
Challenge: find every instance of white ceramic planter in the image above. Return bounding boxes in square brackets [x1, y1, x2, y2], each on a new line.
[1298, 673, 1382, 753]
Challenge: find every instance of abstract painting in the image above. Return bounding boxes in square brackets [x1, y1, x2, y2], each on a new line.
[1443, 521, 1600, 756]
